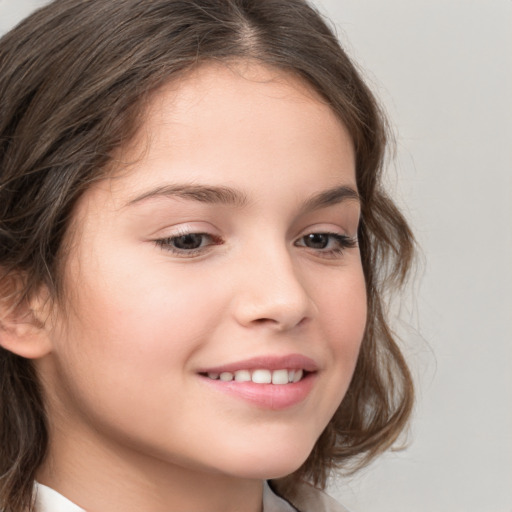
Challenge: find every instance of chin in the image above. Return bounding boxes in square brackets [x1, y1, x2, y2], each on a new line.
[215, 437, 315, 481]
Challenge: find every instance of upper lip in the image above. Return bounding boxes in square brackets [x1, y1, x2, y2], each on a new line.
[198, 354, 319, 374]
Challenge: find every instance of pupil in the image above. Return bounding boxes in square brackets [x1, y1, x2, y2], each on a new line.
[305, 233, 328, 249]
[174, 234, 203, 250]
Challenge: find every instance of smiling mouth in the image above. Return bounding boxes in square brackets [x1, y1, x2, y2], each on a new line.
[198, 356, 317, 409]
[201, 368, 307, 385]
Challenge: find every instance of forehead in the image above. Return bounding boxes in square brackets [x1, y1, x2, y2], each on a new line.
[108, 60, 355, 196]
[148, 60, 334, 120]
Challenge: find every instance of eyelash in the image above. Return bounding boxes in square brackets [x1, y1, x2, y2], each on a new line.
[154, 231, 358, 258]
[154, 231, 222, 257]
[294, 232, 358, 257]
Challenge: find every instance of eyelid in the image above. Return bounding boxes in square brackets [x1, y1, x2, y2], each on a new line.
[153, 225, 224, 257]
[148, 220, 217, 239]
[294, 228, 358, 259]
[295, 232, 358, 246]
[295, 221, 357, 240]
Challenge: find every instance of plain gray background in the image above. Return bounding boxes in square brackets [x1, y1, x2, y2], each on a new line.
[1, 1, 511, 511]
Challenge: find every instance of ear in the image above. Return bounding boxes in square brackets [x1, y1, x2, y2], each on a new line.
[0, 272, 53, 359]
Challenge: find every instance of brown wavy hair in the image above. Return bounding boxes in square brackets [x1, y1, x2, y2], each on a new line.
[0, 0, 414, 510]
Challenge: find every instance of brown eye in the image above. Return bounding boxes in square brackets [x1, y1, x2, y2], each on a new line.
[155, 232, 222, 256]
[295, 232, 358, 257]
[171, 233, 206, 250]
[303, 233, 330, 249]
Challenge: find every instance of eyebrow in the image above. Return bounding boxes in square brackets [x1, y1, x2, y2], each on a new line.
[126, 184, 249, 208]
[299, 184, 360, 213]
[125, 183, 360, 211]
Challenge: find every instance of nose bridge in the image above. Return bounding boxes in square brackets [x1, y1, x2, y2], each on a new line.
[232, 237, 313, 330]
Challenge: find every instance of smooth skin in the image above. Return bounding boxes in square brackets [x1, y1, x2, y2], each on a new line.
[7, 62, 367, 512]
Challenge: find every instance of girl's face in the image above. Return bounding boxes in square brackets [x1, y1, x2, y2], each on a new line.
[38, 62, 366, 483]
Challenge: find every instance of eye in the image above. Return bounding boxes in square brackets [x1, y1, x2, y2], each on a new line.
[295, 232, 357, 256]
[170, 233, 208, 250]
[154, 232, 222, 256]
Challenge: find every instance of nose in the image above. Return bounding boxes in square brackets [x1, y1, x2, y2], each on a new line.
[230, 245, 315, 331]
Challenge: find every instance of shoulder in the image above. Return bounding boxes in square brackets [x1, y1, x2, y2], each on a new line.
[269, 480, 352, 512]
[293, 482, 352, 512]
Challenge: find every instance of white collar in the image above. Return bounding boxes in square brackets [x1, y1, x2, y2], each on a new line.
[33, 481, 297, 512]
[33, 483, 85, 512]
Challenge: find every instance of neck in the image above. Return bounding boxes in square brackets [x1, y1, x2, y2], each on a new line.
[37, 421, 264, 512]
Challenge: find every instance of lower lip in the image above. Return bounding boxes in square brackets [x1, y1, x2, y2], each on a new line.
[199, 373, 316, 410]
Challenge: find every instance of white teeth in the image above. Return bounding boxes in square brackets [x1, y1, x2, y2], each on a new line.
[272, 369, 289, 385]
[205, 368, 306, 384]
[251, 369, 272, 384]
[234, 370, 251, 382]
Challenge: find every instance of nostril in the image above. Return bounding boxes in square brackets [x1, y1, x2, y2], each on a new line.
[253, 317, 275, 324]
[250, 316, 310, 330]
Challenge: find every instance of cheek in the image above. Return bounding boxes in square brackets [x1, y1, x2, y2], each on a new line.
[319, 265, 367, 351]
[71, 260, 219, 367]
[313, 265, 367, 398]
[47, 252, 225, 450]
[52, 242, 226, 410]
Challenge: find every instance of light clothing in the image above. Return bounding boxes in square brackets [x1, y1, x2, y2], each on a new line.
[281, 482, 351, 512]
[34, 480, 350, 512]
[34, 483, 84, 512]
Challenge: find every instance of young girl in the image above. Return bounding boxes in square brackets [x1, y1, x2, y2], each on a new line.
[0, 1, 415, 511]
